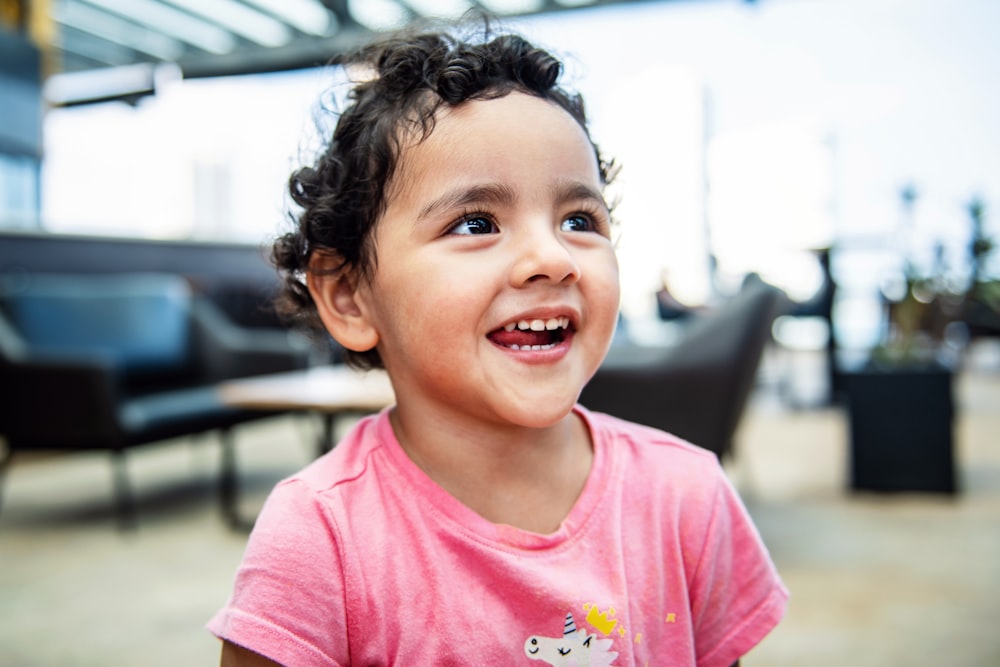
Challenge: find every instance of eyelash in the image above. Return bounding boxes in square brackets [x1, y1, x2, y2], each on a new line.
[446, 205, 608, 236]
[565, 202, 610, 234]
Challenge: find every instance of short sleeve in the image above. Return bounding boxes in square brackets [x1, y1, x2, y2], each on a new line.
[207, 479, 349, 667]
[689, 471, 788, 667]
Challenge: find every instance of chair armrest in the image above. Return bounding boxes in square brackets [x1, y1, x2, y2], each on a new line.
[190, 298, 312, 382]
[0, 353, 124, 447]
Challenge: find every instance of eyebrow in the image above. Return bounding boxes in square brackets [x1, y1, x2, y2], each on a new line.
[416, 180, 607, 221]
[553, 181, 609, 211]
[417, 183, 517, 221]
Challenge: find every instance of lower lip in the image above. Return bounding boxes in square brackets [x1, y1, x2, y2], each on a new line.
[490, 331, 574, 364]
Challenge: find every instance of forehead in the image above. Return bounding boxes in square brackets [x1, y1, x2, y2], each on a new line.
[388, 92, 601, 202]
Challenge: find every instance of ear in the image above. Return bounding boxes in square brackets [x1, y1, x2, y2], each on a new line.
[307, 253, 380, 354]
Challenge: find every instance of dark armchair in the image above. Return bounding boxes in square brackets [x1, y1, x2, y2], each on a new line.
[580, 278, 782, 460]
[0, 272, 312, 528]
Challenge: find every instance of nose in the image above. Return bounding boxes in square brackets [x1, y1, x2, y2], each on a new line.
[510, 224, 581, 287]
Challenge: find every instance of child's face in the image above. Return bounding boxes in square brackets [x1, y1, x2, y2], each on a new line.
[355, 92, 620, 429]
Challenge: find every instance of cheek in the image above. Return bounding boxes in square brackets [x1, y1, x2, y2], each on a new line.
[592, 258, 622, 341]
[592, 252, 622, 307]
[372, 269, 467, 338]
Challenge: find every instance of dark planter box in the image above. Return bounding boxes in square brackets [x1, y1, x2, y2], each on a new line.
[840, 364, 957, 494]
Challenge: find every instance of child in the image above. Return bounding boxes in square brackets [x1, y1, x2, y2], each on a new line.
[209, 18, 787, 667]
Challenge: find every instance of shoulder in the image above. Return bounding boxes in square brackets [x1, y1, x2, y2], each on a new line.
[209, 415, 398, 665]
[577, 405, 737, 539]
[580, 405, 723, 480]
[576, 410, 788, 663]
[246, 411, 394, 550]
[281, 410, 390, 497]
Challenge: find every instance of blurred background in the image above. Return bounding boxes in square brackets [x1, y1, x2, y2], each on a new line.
[2, 0, 999, 665]
[4, 0, 999, 346]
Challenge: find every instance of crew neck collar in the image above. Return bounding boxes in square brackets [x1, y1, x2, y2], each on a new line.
[374, 405, 613, 552]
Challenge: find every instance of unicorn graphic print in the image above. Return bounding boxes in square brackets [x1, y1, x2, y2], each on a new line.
[524, 612, 619, 666]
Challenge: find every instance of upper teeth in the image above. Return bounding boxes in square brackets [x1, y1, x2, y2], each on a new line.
[503, 317, 570, 332]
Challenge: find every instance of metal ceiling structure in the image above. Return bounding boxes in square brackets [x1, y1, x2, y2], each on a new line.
[25, 0, 700, 105]
[30, 0, 759, 106]
[45, 0, 667, 89]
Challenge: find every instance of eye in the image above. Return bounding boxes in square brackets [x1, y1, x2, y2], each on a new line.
[449, 214, 498, 235]
[561, 214, 596, 233]
[557, 647, 572, 656]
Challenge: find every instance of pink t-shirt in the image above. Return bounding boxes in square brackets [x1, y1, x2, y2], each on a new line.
[209, 406, 787, 666]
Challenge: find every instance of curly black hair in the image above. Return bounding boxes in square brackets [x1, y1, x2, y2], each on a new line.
[273, 17, 614, 369]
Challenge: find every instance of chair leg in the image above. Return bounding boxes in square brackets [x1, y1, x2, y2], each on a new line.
[319, 413, 335, 457]
[218, 428, 245, 529]
[0, 446, 12, 516]
[111, 450, 138, 531]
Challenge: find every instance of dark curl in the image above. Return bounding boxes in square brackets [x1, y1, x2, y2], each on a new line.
[273, 17, 615, 369]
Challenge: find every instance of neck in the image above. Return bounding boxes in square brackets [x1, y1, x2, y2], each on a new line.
[388, 405, 593, 534]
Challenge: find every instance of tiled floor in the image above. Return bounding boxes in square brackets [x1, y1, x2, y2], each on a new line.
[1, 346, 998, 666]
[738, 348, 1000, 666]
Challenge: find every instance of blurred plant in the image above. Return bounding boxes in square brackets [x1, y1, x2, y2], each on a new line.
[962, 197, 1000, 338]
[872, 186, 984, 368]
[967, 197, 993, 287]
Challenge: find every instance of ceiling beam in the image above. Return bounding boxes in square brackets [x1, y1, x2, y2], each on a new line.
[177, 24, 374, 78]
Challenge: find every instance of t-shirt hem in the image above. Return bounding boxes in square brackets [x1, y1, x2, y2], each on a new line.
[207, 607, 340, 667]
[698, 582, 790, 667]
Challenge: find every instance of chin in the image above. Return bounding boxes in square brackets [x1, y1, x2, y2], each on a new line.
[500, 396, 579, 430]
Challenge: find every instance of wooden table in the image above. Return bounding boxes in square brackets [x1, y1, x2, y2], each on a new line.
[218, 364, 395, 454]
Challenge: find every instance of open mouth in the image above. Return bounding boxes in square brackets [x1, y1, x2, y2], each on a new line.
[488, 317, 572, 351]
